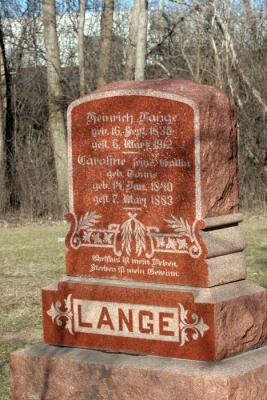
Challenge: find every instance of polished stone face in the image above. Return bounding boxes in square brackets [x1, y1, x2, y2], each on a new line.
[43, 279, 213, 360]
[65, 79, 238, 285]
[42, 278, 267, 361]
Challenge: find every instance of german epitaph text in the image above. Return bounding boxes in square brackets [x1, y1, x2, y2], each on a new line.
[66, 86, 210, 285]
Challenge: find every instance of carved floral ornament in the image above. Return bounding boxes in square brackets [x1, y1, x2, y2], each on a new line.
[67, 211, 203, 259]
[47, 294, 73, 335]
[47, 295, 210, 347]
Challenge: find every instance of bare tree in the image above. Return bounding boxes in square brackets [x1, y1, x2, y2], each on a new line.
[210, 0, 266, 110]
[241, 0, 257, 42]
[42, 0, 68, 214]
[0, 14, 15, 211]
[124, 0, 140, 80]
[124, 0, 148, 81]
[96, 0, 114, 88]
[78, 0, 86, 96]
[135, 0, 148, 80]
[0, 0, 265, 217]
[0, 18, 6, 210]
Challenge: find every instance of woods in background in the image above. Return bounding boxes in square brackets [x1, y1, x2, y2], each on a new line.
[0, 0, 266, 218]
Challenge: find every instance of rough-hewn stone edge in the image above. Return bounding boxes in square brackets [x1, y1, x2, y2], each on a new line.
[10, 343, 267, 375]
[200, 225, 246, 259]
[47, 276, 265, 305]
[207, 252, 246, 287]
[10, 344, 267, 400]
[194, 279, 266, 303]
[203, 213, 244, 229]
[214, 288, 267, 360]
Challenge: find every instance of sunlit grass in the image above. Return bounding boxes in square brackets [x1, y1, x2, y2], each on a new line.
[240, 217, 267, 288]
[0, 223, 67, 399]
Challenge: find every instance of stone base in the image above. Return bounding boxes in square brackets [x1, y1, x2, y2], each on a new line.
[42, 277, 267, 361]
[10, 344, 267, 400]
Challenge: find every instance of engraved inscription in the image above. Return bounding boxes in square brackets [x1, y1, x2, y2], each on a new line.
[67, 90, 206, 283]
[47, 296, 210, 346]
[74, 106, 193, 211]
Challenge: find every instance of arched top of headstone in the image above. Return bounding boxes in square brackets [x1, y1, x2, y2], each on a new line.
[65, 78, 238, 286]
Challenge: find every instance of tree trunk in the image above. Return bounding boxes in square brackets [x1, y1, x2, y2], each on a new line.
[78, 0, 86, 96]
[212, 1, 266, 110]
[124, 0, 140, 80]
[0, 25, 6, 211]
[96, 0, 114, 88]
[241, 0, 257, 43]
[135, 0, 148, 81]
[42, 0, 68, 214]
[0, 16, 14, 211]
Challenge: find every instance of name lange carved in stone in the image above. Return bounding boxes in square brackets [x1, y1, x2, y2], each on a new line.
[47, 295, 209, 346]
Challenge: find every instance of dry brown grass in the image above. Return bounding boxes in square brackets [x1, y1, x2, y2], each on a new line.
[0, 222, 67, 399]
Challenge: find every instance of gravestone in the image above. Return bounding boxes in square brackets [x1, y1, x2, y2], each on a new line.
[65, 79, 243, 287]
[10, 79, 267, 399]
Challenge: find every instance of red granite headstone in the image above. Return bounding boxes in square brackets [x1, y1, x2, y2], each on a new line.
[11, 79, 267, 398]
[41, 78, 251, 361]
[65, 79, 238, 286]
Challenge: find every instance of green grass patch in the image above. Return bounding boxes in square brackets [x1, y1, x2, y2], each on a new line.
[0, 222, 67, 399]
[0, 218, 266, 398]
[240, 217, 267, 288]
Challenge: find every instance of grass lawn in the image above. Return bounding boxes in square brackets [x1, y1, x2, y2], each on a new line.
[0, 217, 266, 399]
[0, 222, 68, 400]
